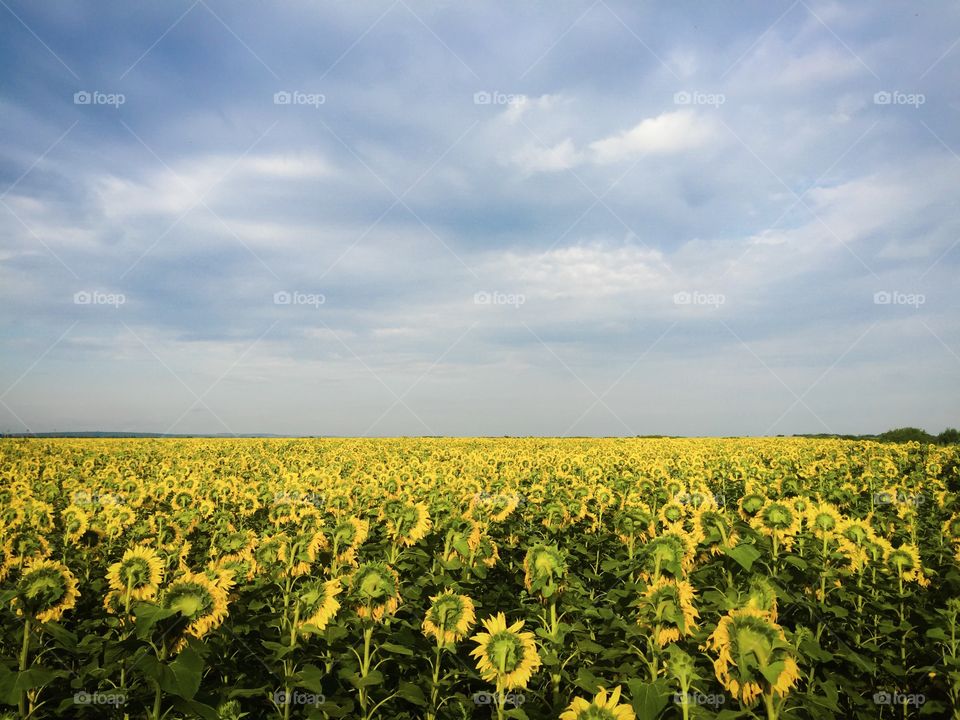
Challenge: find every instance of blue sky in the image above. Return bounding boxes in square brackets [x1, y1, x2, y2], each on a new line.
[0, 1, 958, 436]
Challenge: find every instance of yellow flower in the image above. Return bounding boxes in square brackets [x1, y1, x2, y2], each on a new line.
[704, 608, 800, 705]
[350, 562, 401, 623]
[162, 571, 230, 647]
[106, 545, 164, 601]
[13, 558, 79, 622]
[637, 578, 699, 647]
[523, 544, 567, 598]
[470, 613, 541, 690]
[297, 578, 342, 634]
[422, 590, 475, 645]
[385, 502, 432, 547]
[883, 543, 928, 587]
[560, 685, 635, 720]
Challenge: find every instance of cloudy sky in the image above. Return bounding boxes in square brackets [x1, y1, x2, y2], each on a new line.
[1, 1, 958, 436]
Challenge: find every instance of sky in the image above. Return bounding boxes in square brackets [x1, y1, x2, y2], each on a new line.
[0, 1, 958, 437]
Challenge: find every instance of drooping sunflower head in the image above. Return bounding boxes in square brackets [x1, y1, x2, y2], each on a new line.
[297, 578, 342, 634]
[641, 530, 695, 580]
[738, 492, 766, 520]
[106, 545, 164, 601]
[637, 577, 699, 647]
[386, 502, 432, 547]
[693, 508, 737, 554]
[808, 502, 843, 537]
[161, 571, 229, 647]
[422, 590, 476, 645]
[350, 562, 401, 623]
[559, 685, 636, 720]
[704, 608, 800, 706]
[523, 544, 567, 598]
[332, 517, 369, 554]
[614, 505, 653, 544]
[884, 543, 929, 587]
[942, 514, 960, 542]
[473, 534, 500, 569]
[469, 613, 541, 691]
[743, 576, 779, 621]
[13, 558, 79, 622]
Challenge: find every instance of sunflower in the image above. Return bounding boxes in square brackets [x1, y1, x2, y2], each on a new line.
[331, 517, 369, 563]
[883, 543, 929, 587]
[13, 558, 79, 622]
[640, 530, 696, 580]
[750, 500, 802, 552]
[60, 504, 90, 546]
[692, 508, 738, 556]
[350, 562, 401, 623]
[386, 502, 432, 547]
[560, 686, 635, 720]
[738, 492, 766, 520]
[523, 544, 567, 598]
[297, 578, 342, 634]
[807, 502, 843, 537]
[474, 534, 500, 569]
[470, 613, 541, 691]
[704, 608, 800, 706]
[744, 576, 779, 620]
[637, 577, 699, 647]
[106, 545, 164, 601]
[422, 590, 476, 645]
[161, 571, 230, 646]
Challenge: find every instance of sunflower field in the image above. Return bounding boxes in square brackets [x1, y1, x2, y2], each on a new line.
[0, 437, 958, 720]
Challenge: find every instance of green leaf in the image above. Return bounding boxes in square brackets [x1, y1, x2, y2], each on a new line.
[627, 678, 670, 720]
[725, 544, 761, 571]
[161, 647, 204, 700]
[380, 642, 414, 656]
[298, 664, 326, 694]
[397, 681, 426, 706]
[354, 670, 383, 688]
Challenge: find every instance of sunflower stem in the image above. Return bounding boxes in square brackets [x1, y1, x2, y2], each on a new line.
[762, 691, 778, 720]
[18, 617, 31, 718]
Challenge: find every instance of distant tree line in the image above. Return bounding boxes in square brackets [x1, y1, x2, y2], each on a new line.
[790, 427, 960, 444]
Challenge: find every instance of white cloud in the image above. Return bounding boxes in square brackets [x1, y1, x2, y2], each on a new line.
[589, 111, 718, 164]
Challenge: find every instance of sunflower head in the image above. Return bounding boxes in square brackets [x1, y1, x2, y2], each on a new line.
[350, 562, 401, 623]
[523, 544, 567, 598]
[739, 493, 766, 519]
[13, 558, 79, 622]
[422, 590, 476, 645]
[469, 613, 541, 691]
[704, 608, 800, 705]
[641, 531, 694, 580]
[297, 578, 342, 635]
[386, 502, 432, 547]
[884, 544, 928, 587]
[106, 545, 164, 601]
[808, 502, 842, 537]
[161, 571, 229, 648]
[637, 578, 699, 647]
[743, 576, 779, 620]
[559, 685, 635, 720]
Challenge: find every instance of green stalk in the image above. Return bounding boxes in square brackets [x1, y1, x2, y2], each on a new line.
[19, 618, 31, 718]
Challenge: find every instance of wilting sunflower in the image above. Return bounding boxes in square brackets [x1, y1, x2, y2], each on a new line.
[744, 576, 779, 620]
[386, 502, 432, 547]
[422, 590, 476, 645]
[560, 686, 635, 720]
[640, 530, 696, 580]
[162, 571, 230, 646]
[523, 544, 567, 598]
[884, 543, 929, 587]
[106, 545, 164, 601]
[470, 613, 541, 690]
[351, 562, 401, 622]
[637, 578, 699, 647]
[297, 578, 342, 634]
[13, 558, 79, 622]
[704, 608, 800, 706]
[331, 517, 369, 564]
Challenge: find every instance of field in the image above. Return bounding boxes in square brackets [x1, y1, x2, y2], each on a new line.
[0, 437, 957, 719]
